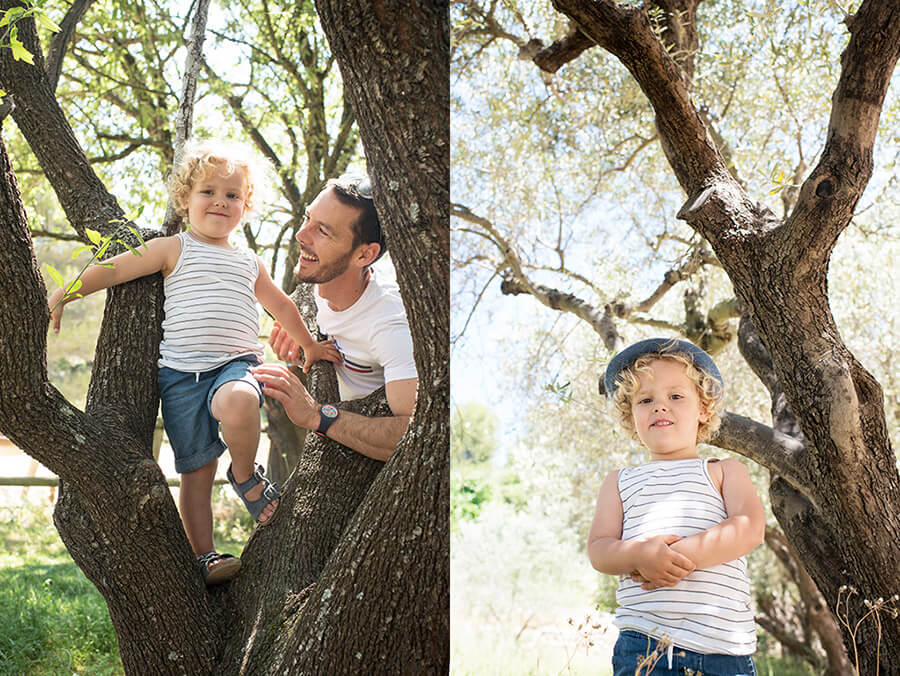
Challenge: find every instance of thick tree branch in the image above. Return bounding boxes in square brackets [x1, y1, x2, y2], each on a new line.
[786, 0, 900, 262]
[764, 528, 852, 674]
[45, 0, 96, 92]
[28, 228, 82, 241]
[531, 23, 595, 73]
[552, 0, 758, 242]
[711, 412, 809, 495]
[0, 7, 121, 240]
[501, 274, 621, 352]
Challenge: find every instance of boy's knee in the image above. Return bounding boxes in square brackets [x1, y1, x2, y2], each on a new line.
[211, 382, 260, 425]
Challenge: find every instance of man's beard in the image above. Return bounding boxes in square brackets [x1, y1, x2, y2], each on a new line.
[294, 248, 355, 284]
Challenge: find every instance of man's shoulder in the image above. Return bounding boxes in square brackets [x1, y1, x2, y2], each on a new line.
[355, 274, 408, 321]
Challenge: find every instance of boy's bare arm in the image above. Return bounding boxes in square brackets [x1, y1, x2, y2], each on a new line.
[587, 471, 695, 586]
[49, 236, 179, 332]
[253, 260, 340, 371]
[668, 459, 765, 570]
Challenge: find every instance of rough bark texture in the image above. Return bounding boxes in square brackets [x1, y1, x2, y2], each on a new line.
[547, 0, 900, 669]
[286, 0, 450, 671]
[1, 2, 448, 673]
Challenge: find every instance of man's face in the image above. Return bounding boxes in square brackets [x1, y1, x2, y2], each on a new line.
[294, 187, 362, 284]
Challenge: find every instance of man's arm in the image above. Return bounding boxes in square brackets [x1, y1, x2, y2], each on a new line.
[250, 364, 415, 461]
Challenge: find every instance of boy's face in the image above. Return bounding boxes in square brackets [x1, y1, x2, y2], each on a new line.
[630, 358, 709, 461]
[181, 162, 248, 246]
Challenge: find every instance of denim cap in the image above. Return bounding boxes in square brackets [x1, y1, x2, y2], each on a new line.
[603, 337, 723, 397]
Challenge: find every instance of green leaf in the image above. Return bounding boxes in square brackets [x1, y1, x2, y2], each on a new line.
[98, 263, 115, 269]
[0, 7, 26, 28]
[45, 264, 64, 288]
[127, 226, 147, 249]
[33, 9, 61, 33]
[65, 279, 82, 295]
[117, 239, 143, 257]
[96, 240, 112, 258]
[72, 245, 94, 259]
[9, 27, 34, 65]
[85, 229, 102, 245]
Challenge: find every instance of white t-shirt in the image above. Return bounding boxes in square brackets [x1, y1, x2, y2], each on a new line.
[315, 273, 417, 401]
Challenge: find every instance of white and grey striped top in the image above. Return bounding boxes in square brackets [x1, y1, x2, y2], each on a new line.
[613, 457, 757, 656]
[158, 232, 264, 372]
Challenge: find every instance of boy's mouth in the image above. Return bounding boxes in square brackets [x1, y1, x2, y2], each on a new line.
[650, 419, 674, 428]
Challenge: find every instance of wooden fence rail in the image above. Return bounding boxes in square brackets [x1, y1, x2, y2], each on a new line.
[0, 477, 228, 488]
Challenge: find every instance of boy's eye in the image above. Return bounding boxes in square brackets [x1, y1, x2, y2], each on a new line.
[638, 398, 651, 405]
[670, 393, 683, 400]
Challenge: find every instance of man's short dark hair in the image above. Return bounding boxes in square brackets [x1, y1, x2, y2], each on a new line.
[327, 176, 385, 263]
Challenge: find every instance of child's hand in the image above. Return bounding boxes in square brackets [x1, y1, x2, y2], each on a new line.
[300, 339, 342, 373]
[634, 534, 695, 589]
[269, 321, 301, 363]
[48, 288, 66, 333]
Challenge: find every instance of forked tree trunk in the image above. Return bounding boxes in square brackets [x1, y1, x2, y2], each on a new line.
[540, 0, 900, 669]
[0, 0, 449, 672]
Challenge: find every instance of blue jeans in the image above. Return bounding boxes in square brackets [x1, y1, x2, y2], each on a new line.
[158, 357, 263, 473]
[612, 630, 756, 676]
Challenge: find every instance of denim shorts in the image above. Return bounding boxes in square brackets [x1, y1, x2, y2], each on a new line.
[612, 630, 756, 676]
[158, 357, 263, 474]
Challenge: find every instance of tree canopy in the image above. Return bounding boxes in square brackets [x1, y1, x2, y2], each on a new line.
[452, 0, 899, 670]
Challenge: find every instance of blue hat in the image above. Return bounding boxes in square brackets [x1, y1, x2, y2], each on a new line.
[603, 337, 723, 397]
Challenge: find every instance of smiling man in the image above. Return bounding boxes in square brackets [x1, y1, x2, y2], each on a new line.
[250, 176, 418, 462]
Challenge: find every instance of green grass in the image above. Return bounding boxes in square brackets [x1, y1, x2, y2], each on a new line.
[0, 504, 122, 675]
[0, 491, 252, 675]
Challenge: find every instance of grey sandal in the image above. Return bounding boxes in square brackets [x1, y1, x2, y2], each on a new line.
[198, 551, 242, 585]
[227, 463, 281, 526]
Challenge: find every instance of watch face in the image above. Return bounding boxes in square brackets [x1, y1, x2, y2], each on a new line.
[321, 404, 339, 419]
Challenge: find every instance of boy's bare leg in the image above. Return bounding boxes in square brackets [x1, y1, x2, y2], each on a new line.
[211, 380, 278, 523]
[180, 458, 217, 555]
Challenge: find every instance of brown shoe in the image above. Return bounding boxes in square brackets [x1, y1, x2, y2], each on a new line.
[197, 552, 242, 585]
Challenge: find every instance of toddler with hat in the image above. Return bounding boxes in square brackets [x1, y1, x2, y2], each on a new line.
[589, 337, 765, 675]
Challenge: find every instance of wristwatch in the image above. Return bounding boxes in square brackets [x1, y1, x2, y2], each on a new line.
[316, 404, 339, 437]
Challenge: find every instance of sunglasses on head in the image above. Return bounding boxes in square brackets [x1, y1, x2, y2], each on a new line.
[343, 175, 373, 200]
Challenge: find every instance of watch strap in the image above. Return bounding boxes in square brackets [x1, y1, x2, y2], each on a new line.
[316, 404, 339, 437]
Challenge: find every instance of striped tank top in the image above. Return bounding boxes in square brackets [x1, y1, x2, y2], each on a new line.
[158, 232, 264, 372]
[614, 458, 756, 655]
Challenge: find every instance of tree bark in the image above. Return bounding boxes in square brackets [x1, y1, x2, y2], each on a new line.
[547, 0, 900, 669]
[1, 1, 448, 673]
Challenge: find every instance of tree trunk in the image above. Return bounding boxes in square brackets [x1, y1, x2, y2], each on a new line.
[0, 1, 448, 672]
[545, 0, 900, 669]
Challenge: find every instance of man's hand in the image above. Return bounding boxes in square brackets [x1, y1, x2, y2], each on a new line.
[633, 534, 695, 589]
[250, 364, 320, 430]
[269, 321, 302, 364]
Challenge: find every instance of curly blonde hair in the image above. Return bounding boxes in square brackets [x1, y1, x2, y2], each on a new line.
[610, 352, 725, 443]
[166, 139, 269, 219]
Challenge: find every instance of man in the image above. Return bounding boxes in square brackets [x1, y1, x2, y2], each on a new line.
[250, 176, 417, 462]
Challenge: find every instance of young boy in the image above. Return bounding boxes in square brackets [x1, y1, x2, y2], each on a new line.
[589, 337, 765, 675]
[48, 139, 341, 584]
